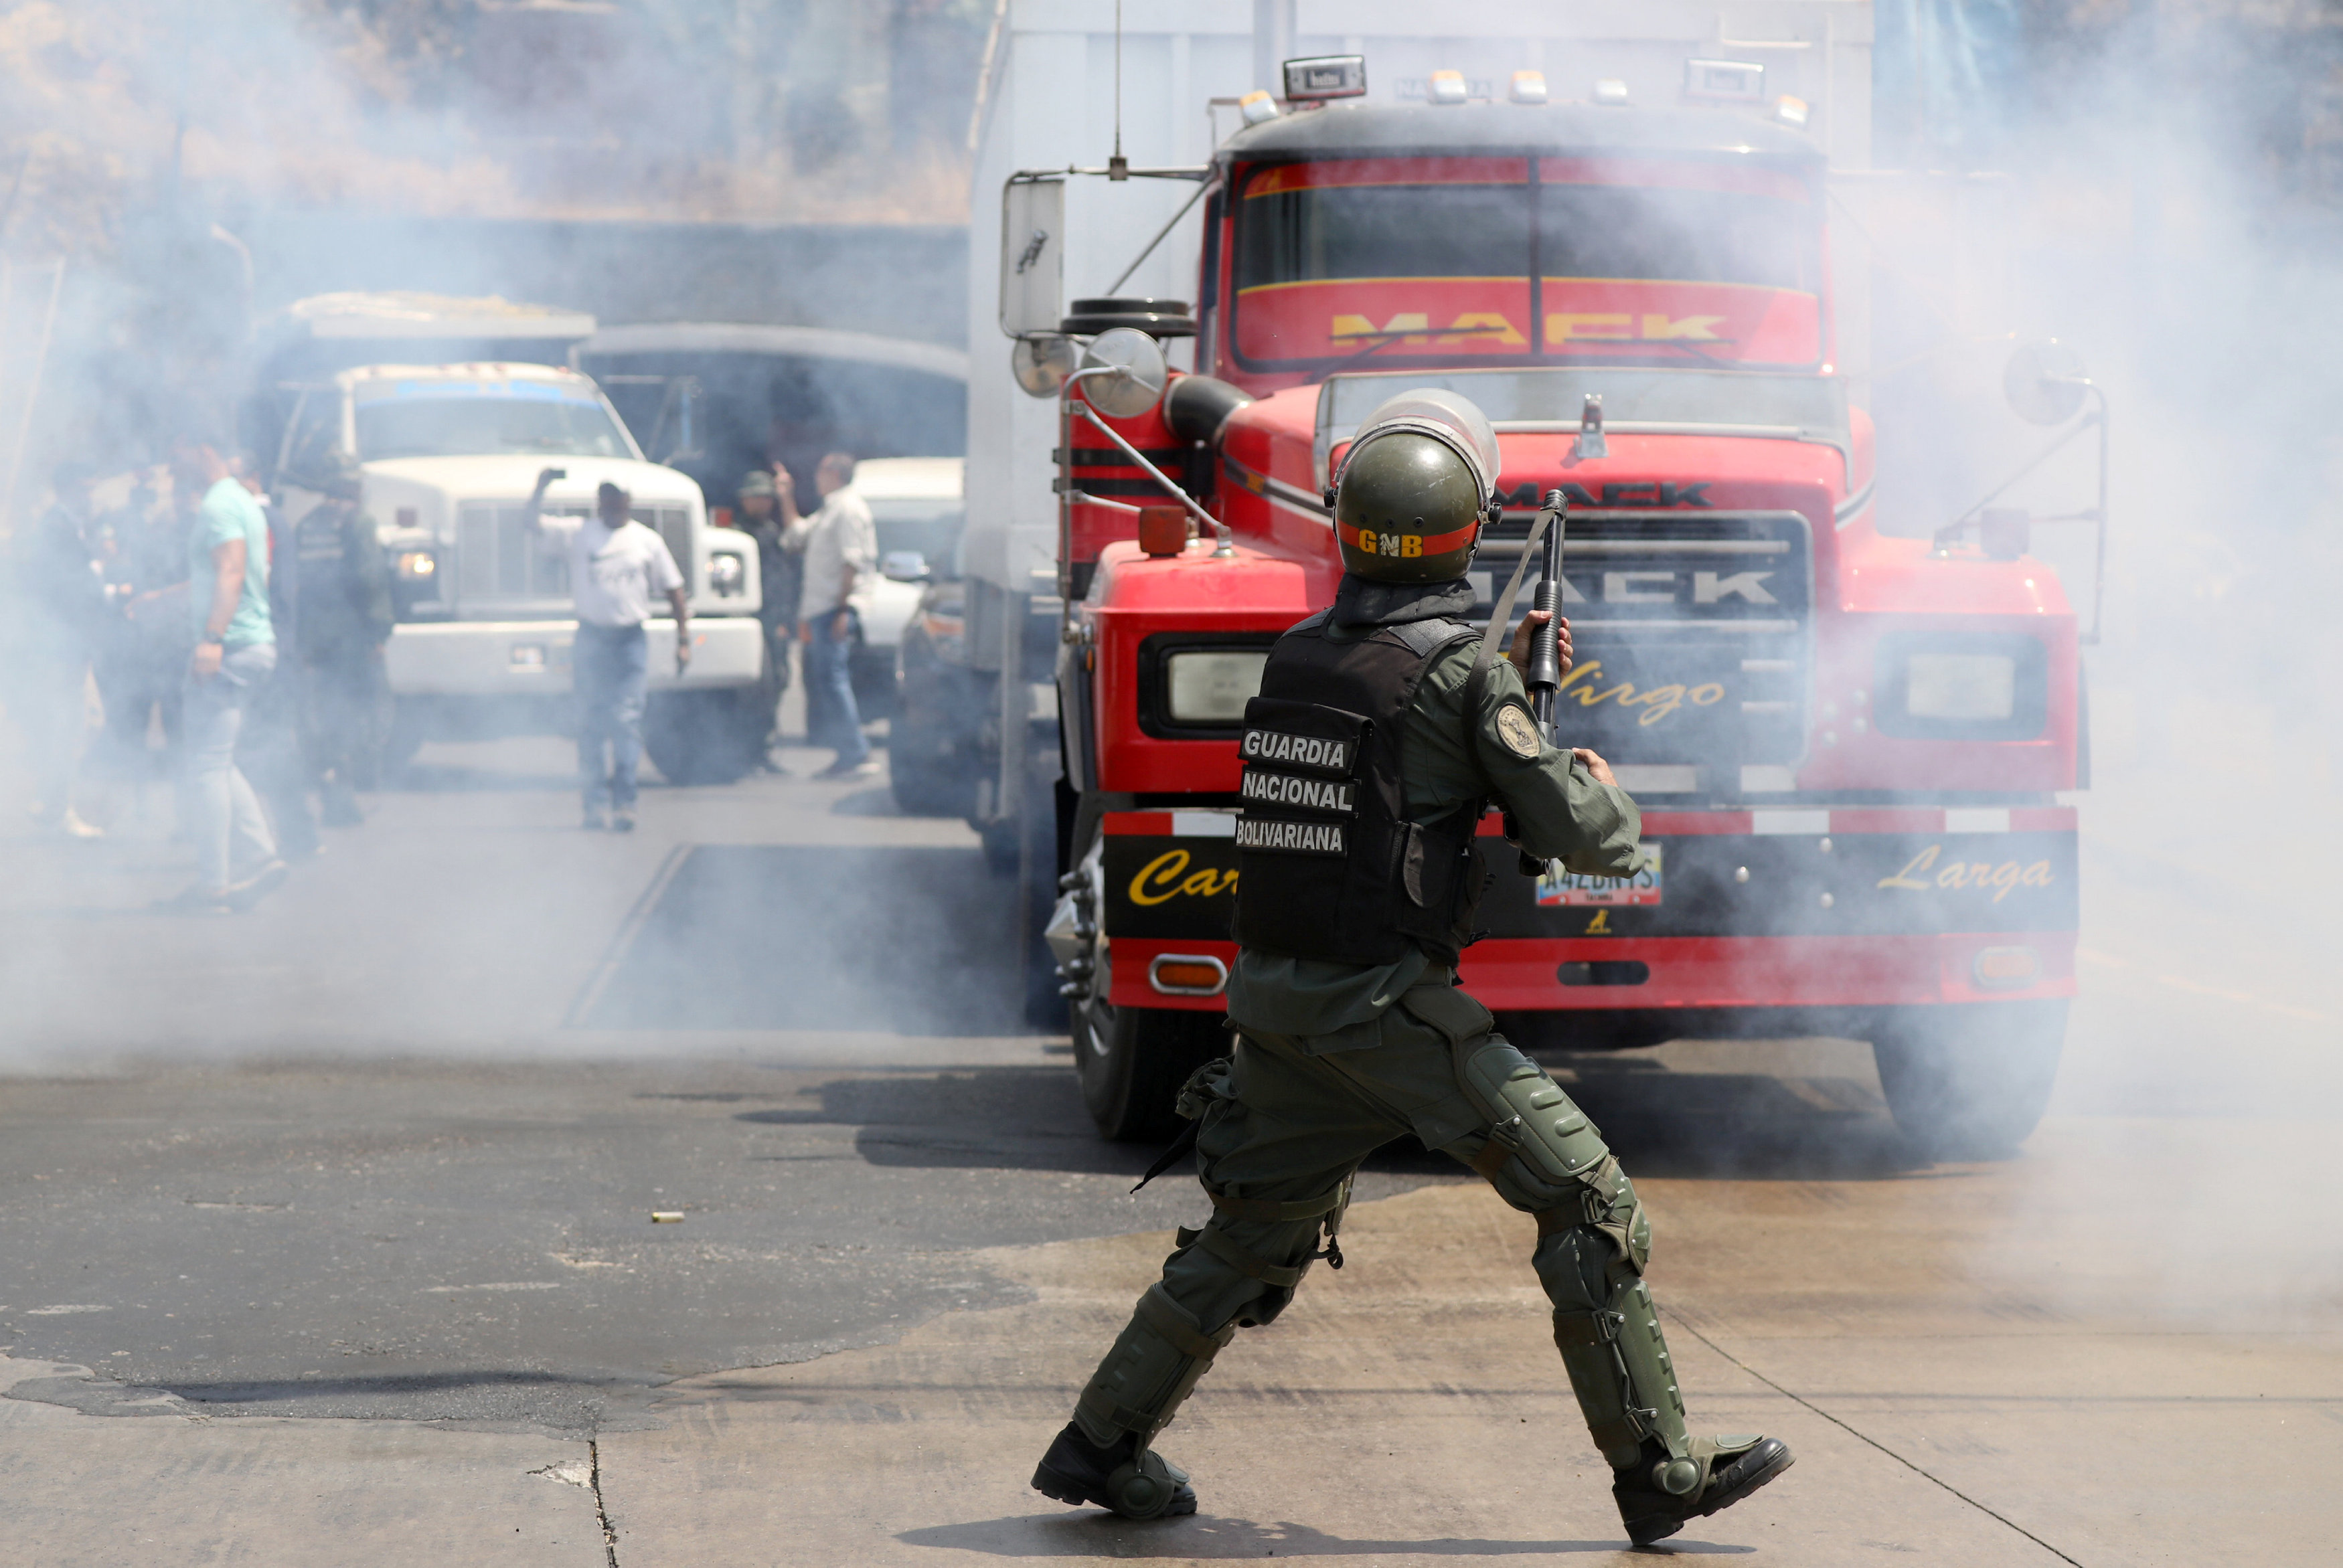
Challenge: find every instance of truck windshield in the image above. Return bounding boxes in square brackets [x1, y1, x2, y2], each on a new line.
[869, 499, 965, 572]
[1232, 156, 1821, 370]
[355, 383, 636, 461]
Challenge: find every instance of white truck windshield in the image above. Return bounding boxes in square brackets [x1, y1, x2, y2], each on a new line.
[355, 383, 635, 461]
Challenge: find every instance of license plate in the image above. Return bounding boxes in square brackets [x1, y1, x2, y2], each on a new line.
[1536, 843, 1663, 907]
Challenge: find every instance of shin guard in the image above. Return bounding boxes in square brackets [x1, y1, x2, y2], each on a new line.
[1549, 1270, 1691, 1472]
[1072, 1282, 1236, 1448]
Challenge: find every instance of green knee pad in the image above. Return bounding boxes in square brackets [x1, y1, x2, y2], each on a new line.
[1074, 1283, 1236, 1447]
[1456, 1041, 1612, 1201]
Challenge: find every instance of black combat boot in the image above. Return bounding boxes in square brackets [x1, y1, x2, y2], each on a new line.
[1612, 1435, 1793, 1546]
[1031, 1421, 1197, 1520]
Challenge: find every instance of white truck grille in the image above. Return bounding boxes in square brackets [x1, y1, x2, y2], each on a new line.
[454, 504, 694, 608]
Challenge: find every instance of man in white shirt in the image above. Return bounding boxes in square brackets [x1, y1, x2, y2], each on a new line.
[781, 451, 876, 779]
[526, 472, 689, 831]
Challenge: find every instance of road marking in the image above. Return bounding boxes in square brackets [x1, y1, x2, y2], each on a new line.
[422, 1282, 565, 1293]
[564, 843, 692, 1027]
[2077, 948, 2329, 1022]
[1664, 1308, 2088, 1568]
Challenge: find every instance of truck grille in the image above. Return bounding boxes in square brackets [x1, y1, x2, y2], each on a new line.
[455, 503, 694, 609]
[1471, 510, 1811, 780]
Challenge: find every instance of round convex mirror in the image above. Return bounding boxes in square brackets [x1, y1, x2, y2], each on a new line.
[2004, 340, 2089, 426]
[1078, 327, 1168, 418]
[1011, 334, 1080, 399]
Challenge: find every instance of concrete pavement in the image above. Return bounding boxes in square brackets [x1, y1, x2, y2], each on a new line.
[13, 1104, 2337, 1566]
[3, 724, 2338, 1564]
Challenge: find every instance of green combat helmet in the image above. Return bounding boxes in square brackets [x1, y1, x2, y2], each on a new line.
[1330, 387, 1502, 583]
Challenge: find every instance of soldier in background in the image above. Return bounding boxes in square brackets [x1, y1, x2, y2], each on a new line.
[3, 459, 108, 837]
[293, 458, 394, 826]
[732, 468, 793, 770]
[94, 468, 189, 796]
[232, 452, 320, 859]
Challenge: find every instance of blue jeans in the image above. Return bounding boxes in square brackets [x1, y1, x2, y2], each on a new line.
[182, 642, 280, 893]
[575, 622, 649, 810]
[802, 608, 869, 765]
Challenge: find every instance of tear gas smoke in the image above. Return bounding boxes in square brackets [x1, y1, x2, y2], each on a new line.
[0, 2, 2335, 1332]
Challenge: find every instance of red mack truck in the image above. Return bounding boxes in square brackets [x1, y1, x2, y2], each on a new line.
[985, 79, 2099, 1159]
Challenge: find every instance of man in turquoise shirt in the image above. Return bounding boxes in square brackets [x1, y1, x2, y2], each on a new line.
[156, 431, 285, 911]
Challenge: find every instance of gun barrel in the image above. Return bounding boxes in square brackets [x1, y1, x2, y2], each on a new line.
[1522, 490, 1566, 700]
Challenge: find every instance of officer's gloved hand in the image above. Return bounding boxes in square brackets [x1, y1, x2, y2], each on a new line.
[1508, 609, 1573, 681]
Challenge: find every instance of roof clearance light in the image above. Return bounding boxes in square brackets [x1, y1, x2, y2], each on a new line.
[1283, 55, 1367, 102]
[1684, 58, 1765, 102]
[1428, 69, 1467, 106]
[1237, 89, 1280, 126]
[1773, 94, 1811, 127]
[1593, 78, 1631, 106]
[1509, 70, 1548, 104]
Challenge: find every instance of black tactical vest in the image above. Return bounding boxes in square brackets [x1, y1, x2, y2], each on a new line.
[1230, 609, 1489, 966]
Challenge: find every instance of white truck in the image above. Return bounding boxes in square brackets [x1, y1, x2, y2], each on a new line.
[254, 294, 770, 783]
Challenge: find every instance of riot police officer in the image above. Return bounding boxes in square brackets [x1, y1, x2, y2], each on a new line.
[1032, 390, 1791, 1547]
[293, 460, 394, 823]
[734, 469, 795, 768]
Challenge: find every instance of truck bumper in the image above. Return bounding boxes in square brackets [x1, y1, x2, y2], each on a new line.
[384, 617, 763, 697]
[1098, 805, 2079, 1016]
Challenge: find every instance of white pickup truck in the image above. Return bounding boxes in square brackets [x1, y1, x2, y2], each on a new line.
[262, 321, 771, 783]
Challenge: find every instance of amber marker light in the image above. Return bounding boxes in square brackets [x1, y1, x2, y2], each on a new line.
[1149, 954, 1229, 996]
[1972, 946, 2040, 988]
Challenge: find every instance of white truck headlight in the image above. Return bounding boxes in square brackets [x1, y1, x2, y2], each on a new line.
[1165, 650, 1267, 724]
[707, 551, 746, 596]
[1906, 652, 2015, 721]
[1875, 633, 2047, 741]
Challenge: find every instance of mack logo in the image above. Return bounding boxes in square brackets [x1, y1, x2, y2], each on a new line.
[1491, 572, 1779, 608]
[1238, 729, 1353, 775]
[1240, 769, 1357, 814]
[1236, 818, 1348, 855]
[1502, 482, 1712, 510]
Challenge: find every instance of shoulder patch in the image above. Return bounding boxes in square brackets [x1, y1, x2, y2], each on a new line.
[1495, 703, 1543, 759]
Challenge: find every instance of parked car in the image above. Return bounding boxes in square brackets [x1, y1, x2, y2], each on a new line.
[851, 456, 963, 723]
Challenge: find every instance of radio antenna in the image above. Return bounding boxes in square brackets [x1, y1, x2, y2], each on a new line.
[1109, 0, 1128, 179]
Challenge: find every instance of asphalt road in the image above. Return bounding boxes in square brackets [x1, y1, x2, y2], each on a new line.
[1, 713, 2336, 1502]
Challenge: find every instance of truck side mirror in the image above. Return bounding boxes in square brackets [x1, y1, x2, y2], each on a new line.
[1077, 327, 1167, 418]
[2004, 341, 2089, 426]
[1012, 333, 1079, 399]
[999, 176, 1065, 338]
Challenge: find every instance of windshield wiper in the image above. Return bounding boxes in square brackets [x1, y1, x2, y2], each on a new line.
[1327, 325, 1518, 367]
[1563, 335, 1743, 366]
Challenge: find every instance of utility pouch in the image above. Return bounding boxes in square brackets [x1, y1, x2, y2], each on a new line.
[1394, 979, 1496, 1052]
[1174, 1055, 1236, 1122]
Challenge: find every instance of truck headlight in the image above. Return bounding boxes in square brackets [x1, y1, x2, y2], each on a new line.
[1907, 653, 2015, 721]
[707, 551, 746, 596]
[1165, 649, 1267, 723]
[394, 549, 437, 580]
[1875, 632, 2048, 741]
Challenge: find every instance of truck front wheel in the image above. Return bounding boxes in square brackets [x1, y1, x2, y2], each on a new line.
[1076, 994, 1224, 1143]
[1870, 1000, 2067, 1160]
